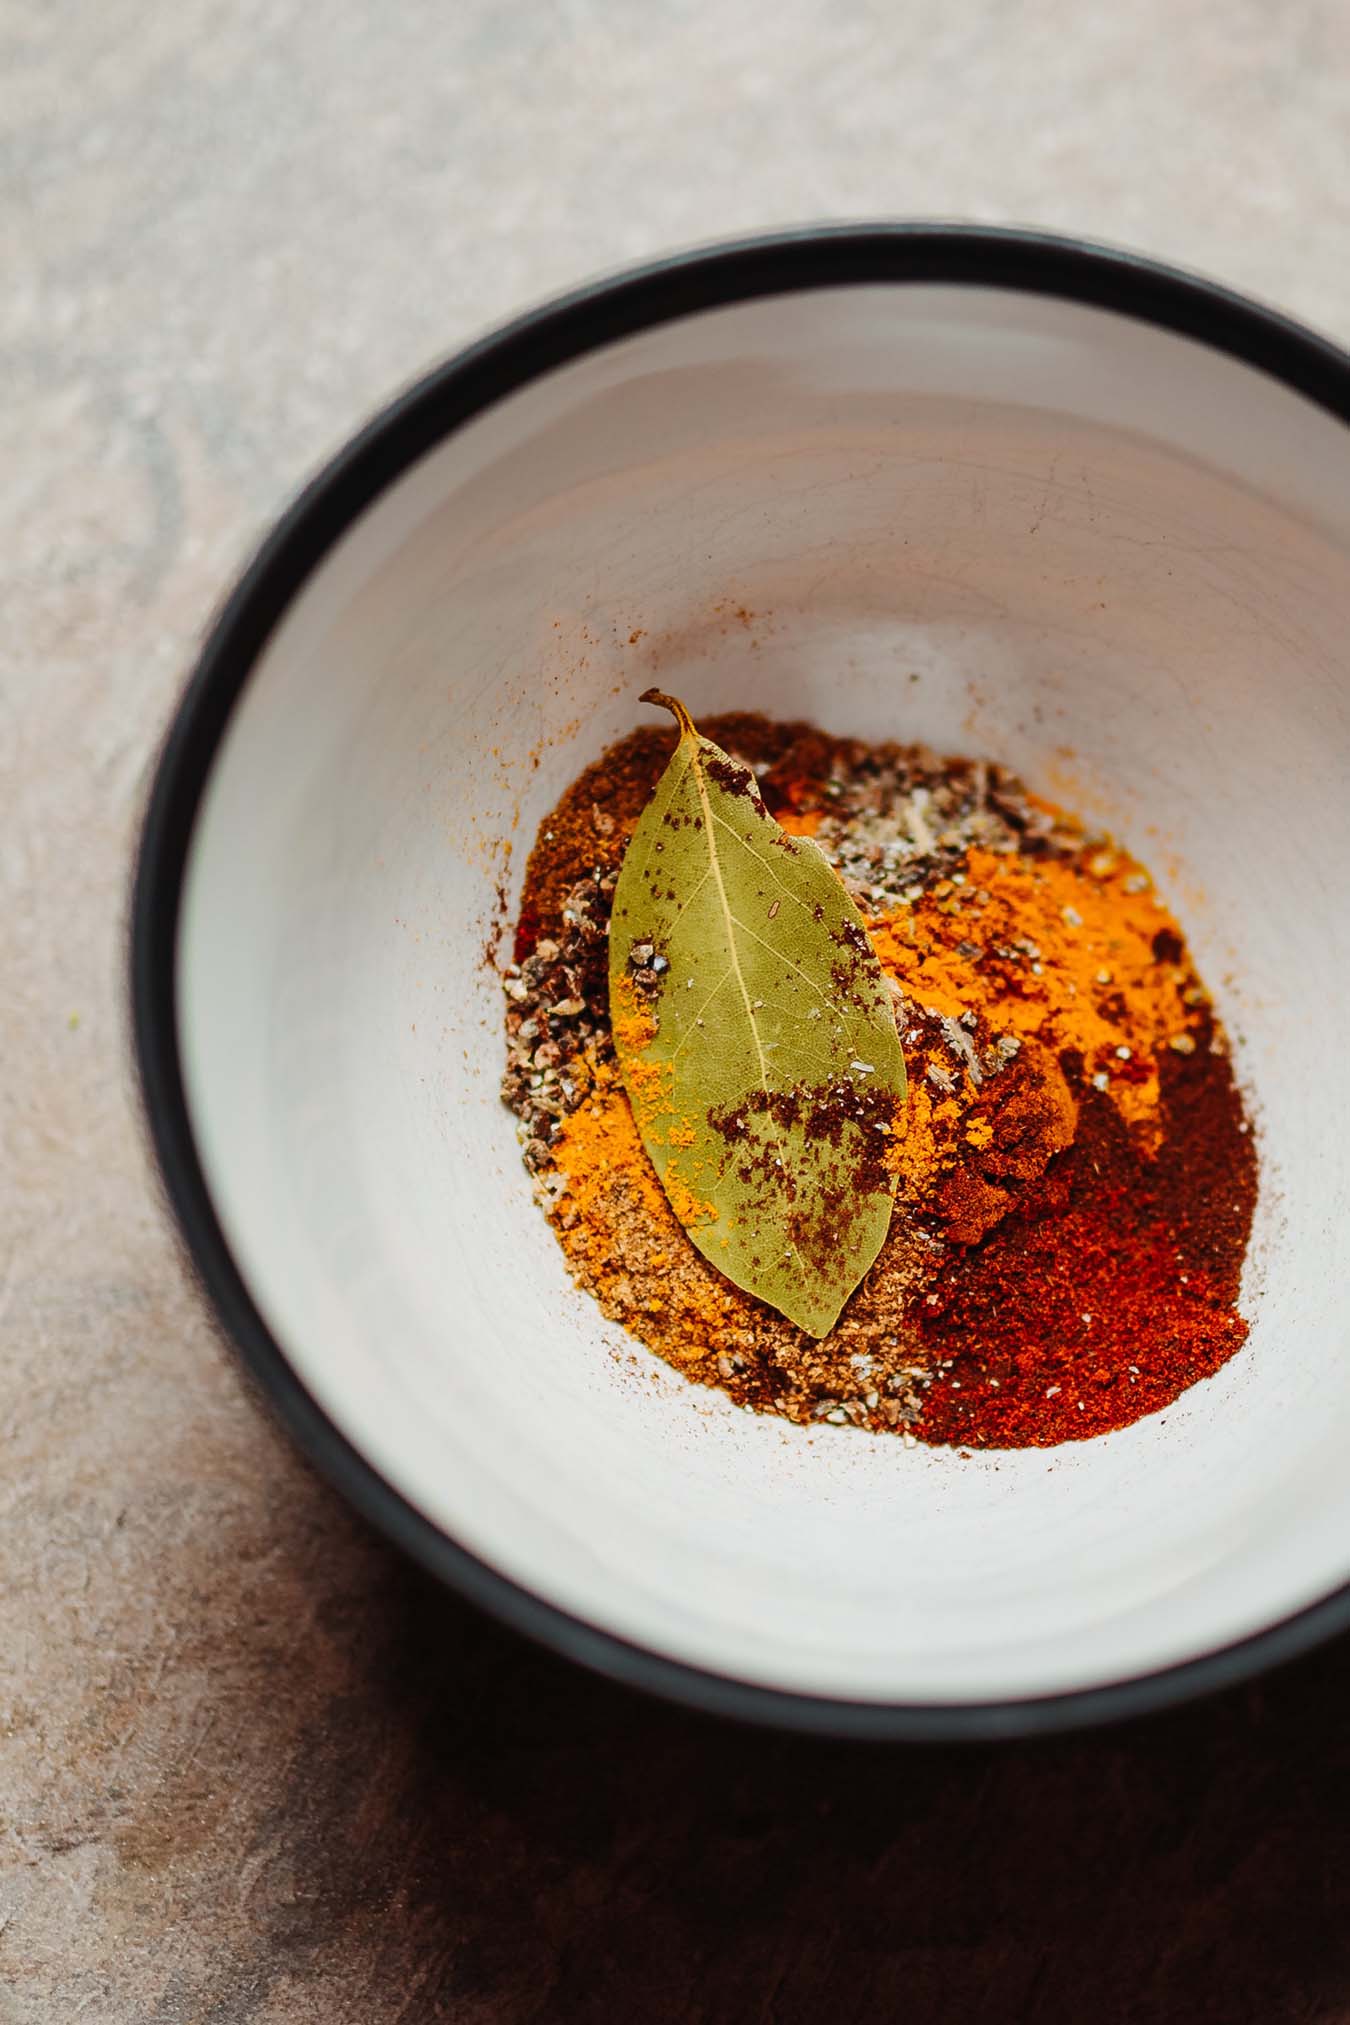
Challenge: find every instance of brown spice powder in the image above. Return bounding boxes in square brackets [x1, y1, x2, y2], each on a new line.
[501, 712, 1256, 1445]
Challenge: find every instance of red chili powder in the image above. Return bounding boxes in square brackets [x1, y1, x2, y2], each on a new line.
[914, 1018, 1258, 1448]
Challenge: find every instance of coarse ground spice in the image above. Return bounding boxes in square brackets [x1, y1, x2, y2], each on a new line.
[500, 713, 1257, 1448]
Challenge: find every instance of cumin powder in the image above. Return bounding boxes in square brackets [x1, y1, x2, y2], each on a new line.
[500, 715, 1256, 1447]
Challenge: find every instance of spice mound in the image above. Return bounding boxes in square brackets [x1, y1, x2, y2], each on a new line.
[500, 713, 1257, 1449]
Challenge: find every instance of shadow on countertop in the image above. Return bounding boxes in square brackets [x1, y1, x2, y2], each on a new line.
[172, 1501, 1350, 2025]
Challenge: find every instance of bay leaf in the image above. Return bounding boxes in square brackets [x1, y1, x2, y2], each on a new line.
[607, 691, 908, 1337]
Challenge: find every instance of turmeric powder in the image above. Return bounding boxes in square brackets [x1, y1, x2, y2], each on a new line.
[501, 712, 1255, 1443]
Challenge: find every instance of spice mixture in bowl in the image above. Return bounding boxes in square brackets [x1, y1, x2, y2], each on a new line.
[501, 709, 1256, 1449]
[139, 231, 1350, 1734]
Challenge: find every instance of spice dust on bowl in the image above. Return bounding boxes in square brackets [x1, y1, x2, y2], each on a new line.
[503, 696, 1257, 1450]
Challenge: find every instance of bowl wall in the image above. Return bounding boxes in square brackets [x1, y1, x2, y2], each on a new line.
[174, 272, 1350, 1711]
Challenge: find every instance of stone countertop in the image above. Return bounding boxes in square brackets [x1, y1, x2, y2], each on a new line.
[7, 3, 1350, 2018]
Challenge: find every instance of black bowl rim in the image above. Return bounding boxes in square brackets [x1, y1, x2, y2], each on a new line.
[132, 223, 1350, 1741]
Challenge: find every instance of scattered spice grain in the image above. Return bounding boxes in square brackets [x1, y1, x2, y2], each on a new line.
[500, 711, 1257, 1448]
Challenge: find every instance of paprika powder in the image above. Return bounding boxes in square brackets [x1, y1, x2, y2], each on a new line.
[500, 711, 1257, 1449]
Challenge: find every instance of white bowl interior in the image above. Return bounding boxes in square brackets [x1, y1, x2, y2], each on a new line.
[179, 282, 1350, 1706]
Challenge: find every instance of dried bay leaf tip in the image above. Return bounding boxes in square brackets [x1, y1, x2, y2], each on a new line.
[608, 689, 909, 1337]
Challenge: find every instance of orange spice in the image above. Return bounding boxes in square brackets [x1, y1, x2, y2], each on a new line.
[503, 713, 1251, 1443]
[550, 1060, 751, 1362]
[868, 843, 1208, 1149]
[776, 807, 824, 837]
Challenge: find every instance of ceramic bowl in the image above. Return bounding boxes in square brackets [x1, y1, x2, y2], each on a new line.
[133, 227, 1350, 1737]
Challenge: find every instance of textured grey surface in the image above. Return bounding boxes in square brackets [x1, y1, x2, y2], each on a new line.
[8, 3, 1350, 2018]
